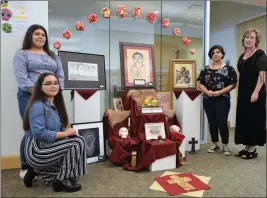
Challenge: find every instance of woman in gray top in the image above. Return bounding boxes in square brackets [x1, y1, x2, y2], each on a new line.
[13, 24, 64, 180]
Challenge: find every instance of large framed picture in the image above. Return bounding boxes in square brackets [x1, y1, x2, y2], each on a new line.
[169, 59, 196, 89]
[71, 121, 105, 164]
[144, 122, 166, 140]
[58, 51, 106, 90]
[119, 42, 156, 89]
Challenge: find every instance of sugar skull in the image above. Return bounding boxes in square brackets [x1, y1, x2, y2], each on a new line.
[1, 1, 8, 7]
[119, 127, 129, 139]
[2, 8, 12, 21]
[2, 23, 12, 33]
[170, 125, 181, 133]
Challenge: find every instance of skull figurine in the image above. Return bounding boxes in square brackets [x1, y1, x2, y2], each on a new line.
[170, 125, 181, 133]
[119, 127, 129, 139]
[2, 8, 12, 21]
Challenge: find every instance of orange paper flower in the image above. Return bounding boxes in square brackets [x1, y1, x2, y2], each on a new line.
[62, 30, 71, 39]
[87, 14, 98, 24]
[182, 37, 191, 46]
[190, 49, 196, 54]
[117, 5, 128, 18]
[132, 6, 142, 18]
[173, 27, 181, 36]
[146, 11, 157, 23]
[162, 18, 170, 28]
[101, 7, 111, 18]
[53, 41, 61, 50]
[75, 21, 85, 31]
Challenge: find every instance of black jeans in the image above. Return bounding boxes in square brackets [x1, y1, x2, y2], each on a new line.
[203, 96, 230, 144]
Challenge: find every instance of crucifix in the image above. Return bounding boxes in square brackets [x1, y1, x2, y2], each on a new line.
[175, 50, 180, 59]
[167, 175, 196, 191]
[188, 137, 198, 154]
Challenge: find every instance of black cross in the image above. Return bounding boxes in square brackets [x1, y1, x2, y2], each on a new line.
[188, 138, 198, 154]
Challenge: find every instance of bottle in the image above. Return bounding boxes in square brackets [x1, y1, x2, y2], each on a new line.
[131, 151, 137, 167]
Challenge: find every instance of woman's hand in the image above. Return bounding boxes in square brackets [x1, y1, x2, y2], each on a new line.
[213, 90, 222, 97]
[65, 128, 78, 137]
[250, 91, 259, 103]
[206, 90, 214, 97]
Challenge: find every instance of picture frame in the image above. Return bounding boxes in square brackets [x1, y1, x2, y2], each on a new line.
[119, 42, 156, 89]
[169, 59, 197, 89]
[113, 98, 124, 111]
[144, 122, 166, 140]
[58, 50, 106, 90]
[71, 121, 105, 164]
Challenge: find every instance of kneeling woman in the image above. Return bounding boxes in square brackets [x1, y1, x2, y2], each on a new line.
[23, 73, 87, 192]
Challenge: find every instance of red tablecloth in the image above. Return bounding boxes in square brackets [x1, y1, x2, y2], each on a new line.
[173, 88, 202, 101]
[123, 139, 177, 171]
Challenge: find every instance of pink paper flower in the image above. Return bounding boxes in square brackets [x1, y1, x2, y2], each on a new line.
[162, 18, 170, 28]
[182, 37, 191, 46]
[132, 6, 142, 18]
[101, 7, 111, 18]
[87, 14, 98, 24]
[53, 41, 61, 50]
[75, 21, 85, 31]
[117, 5, 128, 18]
[190, 49, 196, 54]
[146, 11, 157, 23]
[62, 30, 71, 39]
[173, 27, 181, 36]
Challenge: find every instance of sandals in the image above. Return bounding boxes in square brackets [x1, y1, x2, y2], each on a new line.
[241, 149, 258, 160]
[235, 149, 248, 157]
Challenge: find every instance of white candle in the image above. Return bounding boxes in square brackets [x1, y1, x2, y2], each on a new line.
[128, 117, 130, 127]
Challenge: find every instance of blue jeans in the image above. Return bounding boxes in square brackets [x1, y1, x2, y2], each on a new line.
[17, 88, 31, 169]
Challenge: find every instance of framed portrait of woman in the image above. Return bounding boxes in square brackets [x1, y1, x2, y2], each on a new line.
[119, 42, 156, 89]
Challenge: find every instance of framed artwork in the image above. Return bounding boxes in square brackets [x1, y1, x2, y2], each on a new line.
[169, 59, 197, 89]
[113, 98, 124, 111]
[119, 42, 156, 89]
[71, 121, 105, 164]
[144, 122, 166, 140]
[58, 51, 106, 90]
[157, 92, 172, 110]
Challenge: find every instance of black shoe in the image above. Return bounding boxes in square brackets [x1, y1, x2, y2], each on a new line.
[69, 177, 81, 188]
[241, 149, 258, 160]
[53, 179, 81, 193]
[235, 149, 248, 157]
[23, 167, 38, 188]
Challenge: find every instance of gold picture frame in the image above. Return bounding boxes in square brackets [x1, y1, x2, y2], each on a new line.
[169, 59, 197, 89]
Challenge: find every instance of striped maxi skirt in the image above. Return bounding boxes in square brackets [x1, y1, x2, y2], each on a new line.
[25, 135, 88, 186]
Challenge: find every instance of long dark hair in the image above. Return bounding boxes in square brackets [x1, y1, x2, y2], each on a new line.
[23, 73, 69, 131]
[22, 24, 55, 58]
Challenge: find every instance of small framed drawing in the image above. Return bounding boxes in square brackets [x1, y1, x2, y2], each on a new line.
[71, 121, 105, 164]
[169, 59, 197, 89]
[113, 98, 124, 111]
[119, 42, 156, 89]
[58, 50, 106, 90]
[144, 122, 166, 140]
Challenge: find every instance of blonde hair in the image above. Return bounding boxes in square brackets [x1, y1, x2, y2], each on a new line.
[241, 28, 261, 48]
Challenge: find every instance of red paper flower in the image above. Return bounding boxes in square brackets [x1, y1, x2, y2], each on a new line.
[190, 49, 196, 54]
[62, 30, 71, 39]
[157, 135, 163, 140]
[146, 11, 157, 23]
[162, 18, 170, 28]
[132, 6, 142, 18]
[170, 132, 185, 145]
[53, 41, 61, 50]
[182, 37, 191, 46]
[75, 21, 85, 31]
[87, 14, 98, 24]
[101, 7, 111, 18]
[173, 27, 181, 36]
[117, 5, 128, 18]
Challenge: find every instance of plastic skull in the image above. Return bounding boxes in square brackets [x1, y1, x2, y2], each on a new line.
[2, 23, 12, 33]
[119, 127, 129, 138]
[2, 8, 12, 21]
[170, 125, 181, 133]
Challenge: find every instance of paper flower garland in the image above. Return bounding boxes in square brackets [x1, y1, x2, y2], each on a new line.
[173, 28, 181, 36]
[146, 12, 157, 23]
[132, 6, 142, 18]
[75, 21, 85, 31]
[101, 7, 111, 18]
[162, 18, 170, 28]
[62, 30, 71, 39]
[87, 14, 98, 24]
[117, 5, 128, 18]
[53, 41, 61, 50]
[190, 49, 196, 54]
[182, 37, 191, 46]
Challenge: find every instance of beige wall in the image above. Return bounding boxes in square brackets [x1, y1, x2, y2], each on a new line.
[236, 15, 266, 57]
[154, 34, 203, 90]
